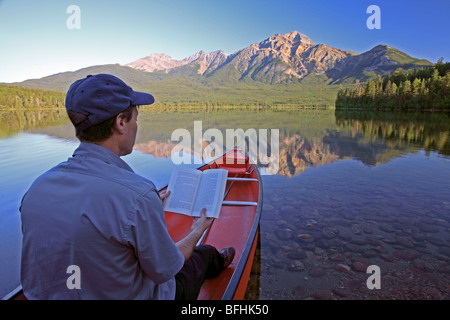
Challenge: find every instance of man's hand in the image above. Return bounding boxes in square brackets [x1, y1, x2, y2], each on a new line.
[191, 208, 213, 234]
[159, 190, 170, 204]
[176, 208, 214, 262]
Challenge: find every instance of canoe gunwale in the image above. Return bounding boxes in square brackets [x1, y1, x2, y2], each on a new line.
[3, 285, 23, 300]
[221, 160, 262, 300]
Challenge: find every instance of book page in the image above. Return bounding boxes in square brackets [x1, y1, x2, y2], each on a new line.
[192, 169, 228, 218]
[164, 166, 202, 216]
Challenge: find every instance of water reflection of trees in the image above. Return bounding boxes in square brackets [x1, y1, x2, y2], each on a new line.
[334, 110, 450, 157]
[0, 109, 70, 138]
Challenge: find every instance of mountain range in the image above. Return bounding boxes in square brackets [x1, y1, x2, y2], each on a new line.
[125, 31, 432, 84]
[9, 31, 434, 106]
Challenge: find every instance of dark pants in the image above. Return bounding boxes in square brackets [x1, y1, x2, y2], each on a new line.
[175, 245, 224, 300]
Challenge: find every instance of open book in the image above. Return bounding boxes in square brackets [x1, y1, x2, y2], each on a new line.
[163, 166, 228, 218]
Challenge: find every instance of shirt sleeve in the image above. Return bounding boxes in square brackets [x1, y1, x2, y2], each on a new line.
[128, 190, 185, 285]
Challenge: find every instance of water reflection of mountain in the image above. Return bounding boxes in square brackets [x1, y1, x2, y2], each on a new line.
[277, 135, 342, 177]
[323, 130, 393, 167]
[4, 109, 449, 177]
[134, 134, 344, 178]
[134, 140, 177, 158]
[134, 108, 450, 176]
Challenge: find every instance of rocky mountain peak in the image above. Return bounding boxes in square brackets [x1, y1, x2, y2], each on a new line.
[125, 53, 179, 73]
[258, 31, 315, 55]
[369, 44, 390, 53]
[125, 50, 228, 75]
[182, 50, 229, 74]
[284, 31, 315, 46]
[222, 30, 350, 81]
[124, 31, 431, 84]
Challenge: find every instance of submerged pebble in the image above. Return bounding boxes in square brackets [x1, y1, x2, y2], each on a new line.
[322, 227, 339, 239]
[288, 260, 305, 271]
[298, 233, 312, 240]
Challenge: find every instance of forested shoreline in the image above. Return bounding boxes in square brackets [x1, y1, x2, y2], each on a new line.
[2, 59, 449, 112]
[336, 60, 450, 110]
[0, 85, 65, 109]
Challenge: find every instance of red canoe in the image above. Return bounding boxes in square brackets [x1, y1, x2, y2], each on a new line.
[9, 146, 262, 300]
[164, 146, 263, 300]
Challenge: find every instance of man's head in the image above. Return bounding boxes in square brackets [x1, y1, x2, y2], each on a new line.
[65, 74, 154, 155]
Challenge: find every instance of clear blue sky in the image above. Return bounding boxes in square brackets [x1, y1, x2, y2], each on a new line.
[0, 0, 449, 82]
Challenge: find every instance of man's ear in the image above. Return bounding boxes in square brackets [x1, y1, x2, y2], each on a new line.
[114, 113, 127, 134]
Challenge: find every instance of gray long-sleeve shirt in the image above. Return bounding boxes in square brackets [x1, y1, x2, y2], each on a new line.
[20, 142, 184, 299]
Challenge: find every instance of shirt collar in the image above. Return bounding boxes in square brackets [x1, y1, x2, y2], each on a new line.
[72, 142, 134, 173]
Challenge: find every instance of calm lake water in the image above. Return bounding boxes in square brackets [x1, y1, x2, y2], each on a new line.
[1, 108, 449, 300]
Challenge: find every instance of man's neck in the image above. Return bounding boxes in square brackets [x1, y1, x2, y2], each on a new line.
[88, 137, 122, 157]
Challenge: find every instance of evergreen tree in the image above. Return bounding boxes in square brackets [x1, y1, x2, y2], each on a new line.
[412, 78, 421, 95]
[384, 80, 392, 96]
[335, 58, 449, 111]
[392, 68, 406, 85]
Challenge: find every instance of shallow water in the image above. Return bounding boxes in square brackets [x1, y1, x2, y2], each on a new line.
[1, 108, 449, 299]
[257, 152, 450, 299]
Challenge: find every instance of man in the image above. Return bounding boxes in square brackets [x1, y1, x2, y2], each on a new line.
[20, 74, 235, 300]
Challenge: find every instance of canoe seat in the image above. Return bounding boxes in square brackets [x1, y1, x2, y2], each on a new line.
[222, 201, 258, 206]
[221, 167, 247, 175]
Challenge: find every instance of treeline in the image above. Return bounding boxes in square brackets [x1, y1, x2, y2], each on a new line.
[336, 59, 450, 110]
[0, 85, 66, 109]
[151, 102, 333, 112]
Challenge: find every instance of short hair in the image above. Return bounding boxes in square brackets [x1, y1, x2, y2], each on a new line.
[68, 105, 136, 142]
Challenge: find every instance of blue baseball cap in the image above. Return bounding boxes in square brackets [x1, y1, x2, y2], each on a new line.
[65, 74, 155, 131]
